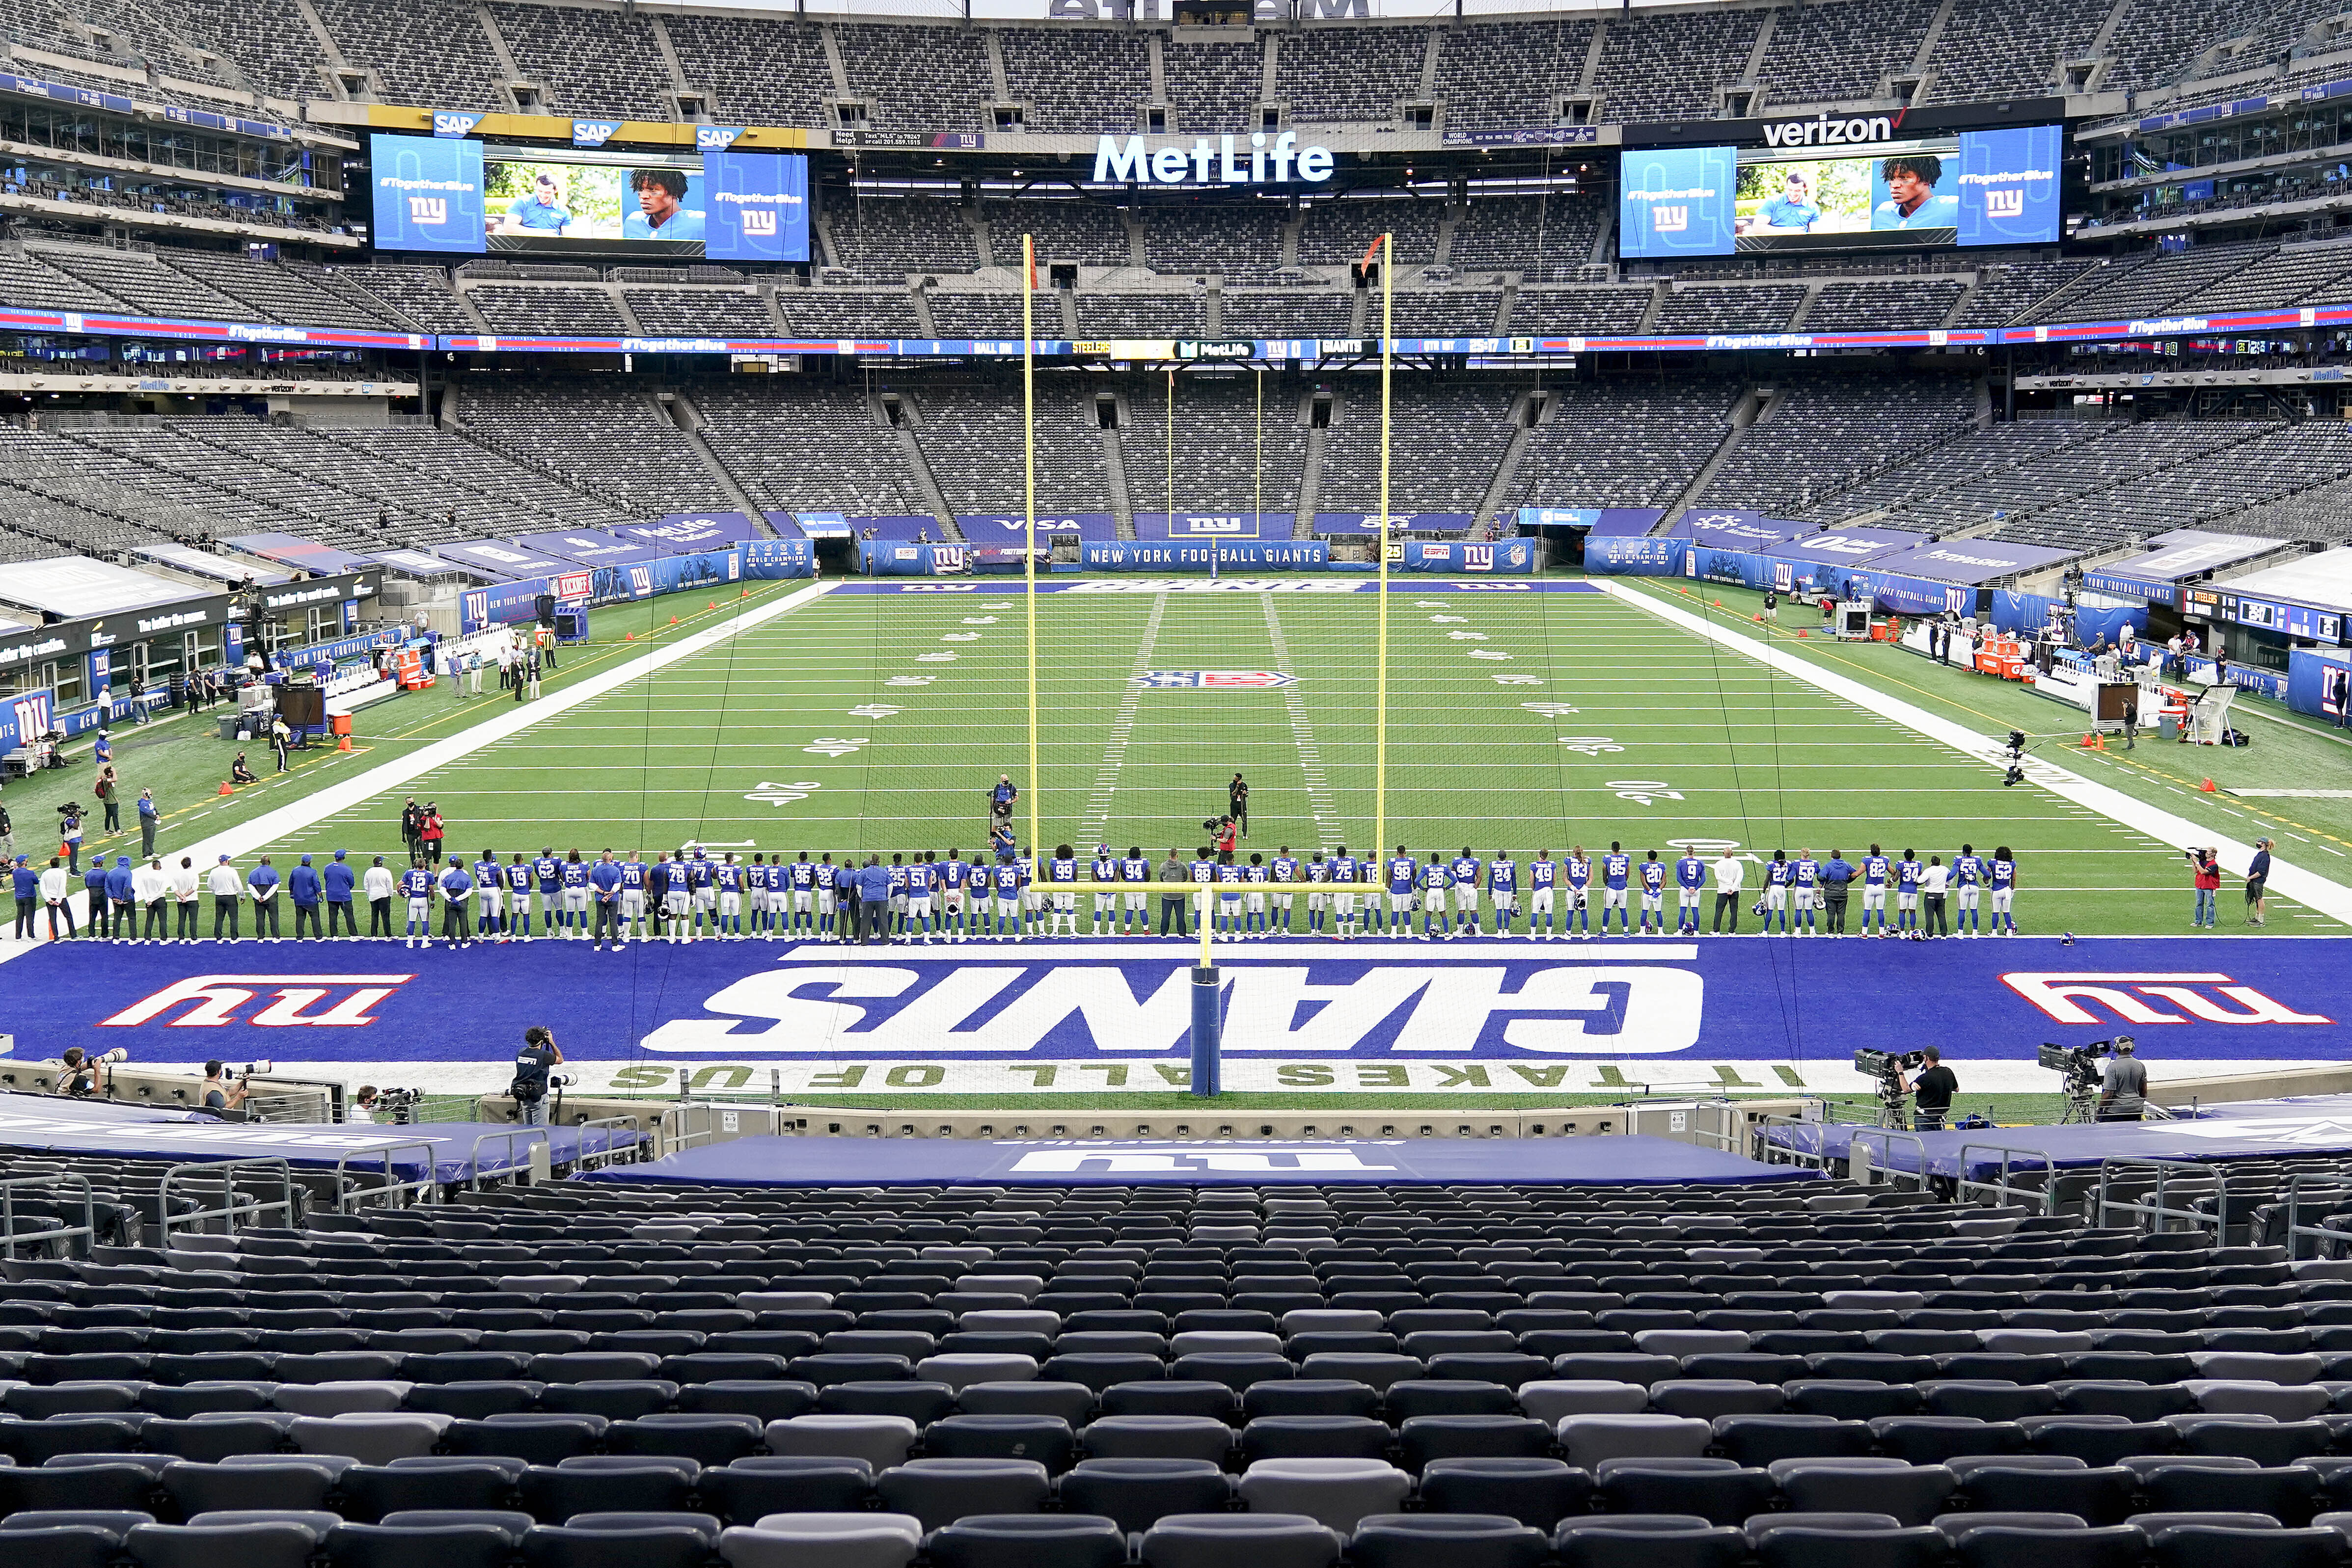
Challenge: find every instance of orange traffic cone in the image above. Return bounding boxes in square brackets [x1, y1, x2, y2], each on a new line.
[337, 735, 352, 753]
[2079, 733, 2104, 751]
[1796, 630, 1809, 639]
[2200, 778, 2217, 793]
[1712, 600, 1723, 607]
[1753, 614, 1764, 622]
[669, 616, 679, 626]
[708, 600, 717, 610]
[218, 781, 233, 795]
[625, 632, 635, 641]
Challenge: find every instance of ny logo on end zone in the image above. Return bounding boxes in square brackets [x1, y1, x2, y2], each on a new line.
[102, 976, 413, 1029]
[2004, 973, 2331, 1026]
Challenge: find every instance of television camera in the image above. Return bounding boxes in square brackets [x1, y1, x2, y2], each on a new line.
[2038, 1036, 2132, 1123]
[373, 1087, 426, 1126]
[1854, 1048, 1926, 1128]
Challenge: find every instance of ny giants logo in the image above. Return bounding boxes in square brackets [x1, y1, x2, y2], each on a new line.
[1463, 543, 1493, 571]
[742, 211, 777, 236]
[407, 197, 447, 225]
[102, 975, 414, 1029]
[1653, 207, 1689, 233]
[1984, 189, 2025, 218]
[2003, 972, 2331, 1027]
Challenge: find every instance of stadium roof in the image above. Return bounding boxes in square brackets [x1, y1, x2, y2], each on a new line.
[0, 557, 206, 619]
[2221, 549, 2352, 616]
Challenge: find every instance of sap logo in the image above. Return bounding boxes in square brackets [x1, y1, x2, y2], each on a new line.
[742, 210, 777, 236]
[572, 120, 621, 148]
[696, 126, 743, 151]
[1008, 1146, 1395, 1174]
[1985, 188, 2025, 219]
[1652, 206, 1689, 233]
[102, 975, 414, 1029]
[407, 197, 448, 226]
[2002, 972, 2332, 1027]
[637, 958, 1703, 1056]
[432, 111, 482, 137]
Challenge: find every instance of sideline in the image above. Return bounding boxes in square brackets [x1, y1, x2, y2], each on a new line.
[1599, 579, 2352, 927]
[0, 580, 841, 962]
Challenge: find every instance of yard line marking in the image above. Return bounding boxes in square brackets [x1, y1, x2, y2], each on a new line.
[1078, 592, 1172, 845]
[1261, 593, 1344, 847]
[1603, 579, 2352, 927]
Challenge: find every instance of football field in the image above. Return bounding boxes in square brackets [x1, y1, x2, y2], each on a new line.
[249, 577, 2227, 937]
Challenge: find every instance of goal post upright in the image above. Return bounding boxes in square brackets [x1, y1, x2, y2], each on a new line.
[1373, 231, 1393, 866]
[1023, 232, 1039, 866]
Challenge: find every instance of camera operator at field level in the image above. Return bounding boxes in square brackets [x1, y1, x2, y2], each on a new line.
[1902, 1046, 1957, 1132]
[2099, 1040, 2148, 1122]
[348, 1085, 380, 1124]
[200, 1061, 248, 1114]
[512, 1027, 563, 1128]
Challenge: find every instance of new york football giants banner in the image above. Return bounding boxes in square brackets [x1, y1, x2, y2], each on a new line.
[7, 937, 2340, 1097]
[1082, 541, 1332, 569]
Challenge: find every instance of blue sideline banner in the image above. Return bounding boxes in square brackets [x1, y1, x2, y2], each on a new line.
[2289, 648, 2352, 723]
[1842, 569, 1981, 618]
[1585, 537, 1687, 574]
[1398, 541, 1535, 573]
[860, 542, 972, 575]
[10, 937, 2341, 1075]
[737, 539, 815, 579]
[1082, 541, 1332, 570]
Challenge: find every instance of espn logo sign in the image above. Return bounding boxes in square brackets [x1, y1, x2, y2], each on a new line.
[1985, 188, 2025, 218]
[1652, 206, 1689, 233]
[408, 196, 448, 225]
[742, 211, 776, 236]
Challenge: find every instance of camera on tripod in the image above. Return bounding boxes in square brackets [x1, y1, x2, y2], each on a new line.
[2038, 1037, 2132, 1121]
[374, 1087, 425, 1125]
[1853, 1048, 1925, 1127]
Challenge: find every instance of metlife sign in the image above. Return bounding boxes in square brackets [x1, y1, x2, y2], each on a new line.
[1093, 132, 1334, 187]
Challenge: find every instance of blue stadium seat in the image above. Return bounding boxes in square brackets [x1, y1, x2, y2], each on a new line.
[1057, 1460, 1231, 1532]
[701, 1457, 875, 1524]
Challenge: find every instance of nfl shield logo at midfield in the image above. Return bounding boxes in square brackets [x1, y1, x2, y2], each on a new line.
[1132, 671, 1299, 689]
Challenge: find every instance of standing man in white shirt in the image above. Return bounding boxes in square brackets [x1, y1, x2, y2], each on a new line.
[38, 856, 74, 940]
[133, 857, 170, 942]
[207, 854, 243, 940]
[1920, 854, 1950, 939]
[363, 856, 396, 939]
[170, 855, 200, 942]
[1711, 850, 1746, 935]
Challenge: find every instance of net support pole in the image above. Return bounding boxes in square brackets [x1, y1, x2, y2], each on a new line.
[1023, 234, 1039, 864]
[1372, 232, 1393, 864]
[1191, 873, 1217, 1096]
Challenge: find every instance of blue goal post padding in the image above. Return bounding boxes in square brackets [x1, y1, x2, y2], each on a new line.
[581, 1133, 1819, 1190]
[1764, 1102, 2352, 1181]
[0, 1104, 633, 1183]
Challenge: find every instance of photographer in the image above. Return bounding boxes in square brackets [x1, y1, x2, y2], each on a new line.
[2188, 846, 2220, 930]
[2099, 1040, 2148, 1122]
[199, 1060, 249, 1115]
[511, 1026, 563, 1128]
[54, 1047, 102, 1097]
[1902, 1046, 1957, 1132]
[348, 1085, 381, 1124]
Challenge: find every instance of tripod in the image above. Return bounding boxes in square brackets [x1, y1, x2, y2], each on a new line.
[2059, 1073, 2101, 1124]
[1873, 1074, 1911, 1130]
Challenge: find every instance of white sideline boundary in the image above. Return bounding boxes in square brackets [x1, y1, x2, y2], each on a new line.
[1597, 579, 2352, 928]
[0, 581, 841, 964]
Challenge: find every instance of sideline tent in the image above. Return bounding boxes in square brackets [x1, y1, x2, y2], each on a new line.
[0, 556, 204, 618]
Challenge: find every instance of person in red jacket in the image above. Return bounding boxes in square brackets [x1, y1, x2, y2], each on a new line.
[2188, 846, 2220, 930]
[421, 805, 446, 868]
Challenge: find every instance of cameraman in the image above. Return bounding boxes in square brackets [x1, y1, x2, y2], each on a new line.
[1902, 1046, 1958, 1132]
[511, 1026, 563, 1127]
[348, 1085, 381, 1124]
[54, 1048, 101, 1097]
[199, 1060, 249, 1115]
[2099, 1040, 2148, 1122]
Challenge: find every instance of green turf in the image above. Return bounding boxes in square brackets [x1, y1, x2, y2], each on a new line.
[226, 576, 2330, 938]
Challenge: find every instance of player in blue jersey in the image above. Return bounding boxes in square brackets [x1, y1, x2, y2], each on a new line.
[1328, 847, 1358, 938]
[812, 855, 837, 940]
[1121, 846, 1151, 936]
[561, 851, 591, 941]
[618, 851, 649, 942]
[1418, 855, 1449, 940]
[1989, 845, 2018, 934]
[473, 852, 503, 940]
[1761, 850, 1790, 933]
[1674, 849, 1705, 935]
[1896, 849, 1923, 935]
[1951, 842, 1983, 936]
[590, 850, 624, 947]
[936, 850, 967, 942]
[1637, 850, 1667, 934]
[400, 863, 435, 948]
[1600, 843, 1632, 936]
[1214, 857, 1244, 938]
[504, 854, 534, 940]
[1449, 848, 1481, 938]
[1384, 846, 1417, 937]
[1271, 847, 1298, 935]
[781, 851, 809, 938]
[883, 854, 907, 938]
[1860, 844, 1891, 936]
[1564, 847, 1593, 938]
[713, 854, 744, 938]
[905, 852, 936, 943]
[1089, 845, 1119, 937]
[1243, 853, 1270, 936]
[1528, 849, 1557, 938]
[1486, 851, 1517, 937]
[533, 847, 563, 937]
[1044, 845, 1077, 938]
[992, 854, 1022, 938]
[1013, 847, 1039, 937]
[1792, 849, 1819, 935]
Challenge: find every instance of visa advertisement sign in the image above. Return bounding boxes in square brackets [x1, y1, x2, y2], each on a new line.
[705, 150, 809, 264]
[370, 133, 483, 254]
[1618, 145, 1735, 259]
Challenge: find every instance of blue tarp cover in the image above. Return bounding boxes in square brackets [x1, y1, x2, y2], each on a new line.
[0, 1106, 632, 1182]
[585, 1134, 1818, 1190]
[1766, 1101, 2352, 1180]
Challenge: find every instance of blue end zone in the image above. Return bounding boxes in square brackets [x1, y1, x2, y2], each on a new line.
[1767, 1097, 2352, 1179]
[823, 580, 1606, 595]
[7, 936, 2341, 1067]
[583, 1133, 1815, 1188]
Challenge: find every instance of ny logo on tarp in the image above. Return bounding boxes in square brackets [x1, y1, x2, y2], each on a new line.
[408, 197, 447, 225]
[1008, 1147, 1395, 1173]
[101, 975, 415, 1029]
[2003, 972, 2332, 1027]
[1463, 544, 1494, 571]
[1985, 189, 2025, 218]
[742, 211, 777, 236]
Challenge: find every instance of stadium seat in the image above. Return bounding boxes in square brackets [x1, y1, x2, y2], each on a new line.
[519, 1522, 711, 1568]
[1139, 1513, 1343, 1568]
[1595, 1459, 1775, 1526]
[127, 1521, 320, 1568]
[1770, 1458, 1958, 1524]
[323, 1522, 518, 1568]
[338, 1460, 525, 1521]
[763, 1415, 918, 1468]
[1349, 1514, 1549, 1568]
[1235, 1459, 1412, 1530]
[1554, 1516, 1749, 1568]
[927, 1514, 1129, 1568]
[1240, 1415, 1394, 1463]
[1420, 1458, 1594, 1528]
[874, 1458, 1049, 1529]
[1557, 1415, 1711, 1469]
[1081, 1416, 1234, 1462]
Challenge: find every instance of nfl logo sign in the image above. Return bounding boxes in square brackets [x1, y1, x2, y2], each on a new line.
[1653, 206, 1688, 232]
[1133, 670, 1298, 689]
